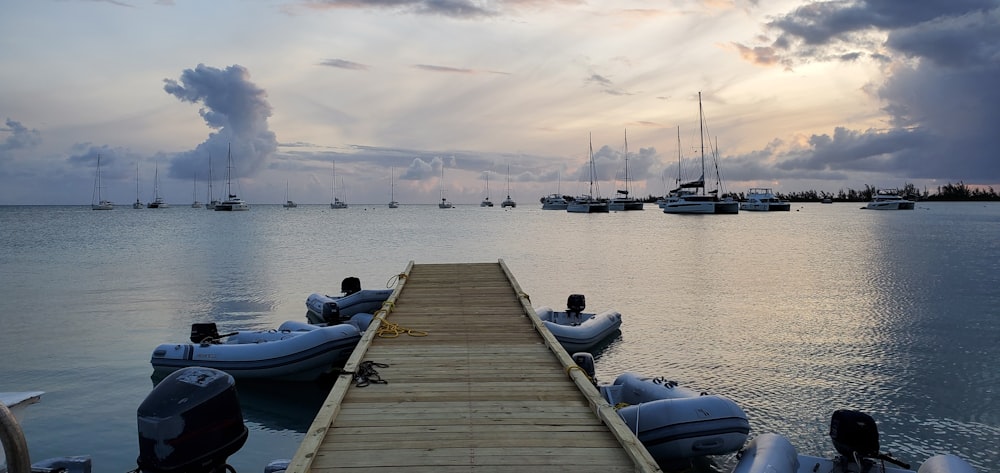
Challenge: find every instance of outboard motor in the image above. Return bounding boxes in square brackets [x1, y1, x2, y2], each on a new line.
[571, 352, 597, 384]
[341, 277, 362, 296]
[829, 409, 910, 469]
[830, 409, 880, 459]
[566, 294, 586, 315]
[190, 323, 221, 344]
[136, 367, 248, 473]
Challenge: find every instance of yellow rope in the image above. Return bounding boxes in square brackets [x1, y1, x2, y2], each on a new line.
[385, 273, 408, 288]
[517, 292, 530, 303]
[565, 365, 594, 384]
[613, 402, 630, 411]
[376, 319, 428, 338]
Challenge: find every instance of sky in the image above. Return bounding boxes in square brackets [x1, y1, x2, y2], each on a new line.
[1, 0, 998, 205]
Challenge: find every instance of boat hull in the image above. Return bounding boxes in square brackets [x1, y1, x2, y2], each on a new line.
[566, 201, 609, 213]
[733, 433, 978, 473]
[150, 324, 361, 381]
[535, 307, 621, 353]
[608, 199, 644, 211]
[600, 372, 750, 467]
[866, 201, 914, 210]
[306, 289, 394, 324]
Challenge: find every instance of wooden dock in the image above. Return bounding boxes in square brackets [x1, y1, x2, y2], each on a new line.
[285, 260, 660, 472]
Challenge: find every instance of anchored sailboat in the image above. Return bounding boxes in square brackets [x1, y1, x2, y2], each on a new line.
[91, 154, 114, 210]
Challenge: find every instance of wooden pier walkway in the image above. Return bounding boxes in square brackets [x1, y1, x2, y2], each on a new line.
[285, 260, 660, 472]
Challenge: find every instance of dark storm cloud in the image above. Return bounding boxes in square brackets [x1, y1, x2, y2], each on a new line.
[298, 0, 498, 18]
[737, 1, 1000, 184]
[163, 64, 277, 181]
[0, 119, 42, 155]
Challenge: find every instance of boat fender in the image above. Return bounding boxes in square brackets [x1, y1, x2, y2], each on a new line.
[916, 454, 978, 473]
[732, 433, 799, 473]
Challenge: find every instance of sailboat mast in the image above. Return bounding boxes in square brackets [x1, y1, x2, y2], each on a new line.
[699, 91, 706, 196]
[588, 133, 595, 196]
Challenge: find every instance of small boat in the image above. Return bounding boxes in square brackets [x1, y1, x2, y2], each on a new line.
[90, 154, 114, 210]
[2, 390, 93, 473]
[740, 187, 791, 211]
[865, 189, 915, 210]
[662, 95, 739, 215]
[534, 294, 621, 353]
[733, 410, 977, 473]
[206, 153, 219, 210]
[572, 354, 750, 470]
[501, 164, 516, 208]
[215, 144, 249, 211]
[283, 181, 297, 208]
[438, 165, 453, 208]
[480, 171, 494, 207]
[821, 197, 833, 204]
[567, 135, 610, 213]
[330, 161, 348, 209]
[608, 129, 644, 211]
[149, 318, 367, 381]
[540, 193, 569, 210]
[305, 277, 394, 325]
[191, 173, 203, 208]
[388, 167, 399, 208]
[2, 367, 266, 473]
[132, 162, 143, 209]
[147, 162, 169, 208]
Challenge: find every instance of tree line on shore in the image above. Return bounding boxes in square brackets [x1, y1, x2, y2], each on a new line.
[638, 181, 999, 203]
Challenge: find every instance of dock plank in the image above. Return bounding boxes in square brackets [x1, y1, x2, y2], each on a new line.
[285, 261, 660, 472]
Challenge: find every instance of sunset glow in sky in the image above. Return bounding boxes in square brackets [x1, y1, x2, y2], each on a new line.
[2, 0, 998, 205]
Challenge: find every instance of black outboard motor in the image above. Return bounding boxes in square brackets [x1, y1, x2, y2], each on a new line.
[341, 277, 362, 296]
[566, 294, 586, 315]
[137, 367, 248, 473]
[571, 352, 597, 384]
[830, 409, 880, 459]
[190, 323, 221, 344]
[829, 409, 910, 469]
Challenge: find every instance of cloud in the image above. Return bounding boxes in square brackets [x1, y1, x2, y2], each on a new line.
[162, 64, 277, 181]
[296, 0, 499, 18]
[0, 119, 42, 156]
[320, 59, 370, 70]
[736, 1, 1000, 184]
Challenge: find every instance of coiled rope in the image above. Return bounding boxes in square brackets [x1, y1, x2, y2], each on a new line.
[385, 273, 407, 288]
[372, 302, 428, 338]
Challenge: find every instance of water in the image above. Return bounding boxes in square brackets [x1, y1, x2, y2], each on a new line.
[1, 202, 998, 472]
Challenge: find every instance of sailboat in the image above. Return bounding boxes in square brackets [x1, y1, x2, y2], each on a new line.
[215, 144, 249, 211]
[566, 134, 609, 213]
[91, 154, 114, 210]
[501, 164, 516, 208]
[147, 162, 169, 208]
[438, 165, 453, 208]
[205, 153, 219, 210]
[388, 167, 399, 208]
[480, 171, 493, 207]
[191, 173, 203, 208]
[132, 162, 143, 209]
[662, 92, 738, 214]
[540, 171, 569, 210]
[608, 129, 643, 211]
[330, 161, 347, 209]
[283, 181, 297, 208]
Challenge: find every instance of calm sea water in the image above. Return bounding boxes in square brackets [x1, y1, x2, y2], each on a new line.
[1, 202, 998, 472]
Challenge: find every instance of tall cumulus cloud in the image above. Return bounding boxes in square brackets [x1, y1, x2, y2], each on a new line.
[163, 64, 277, 181]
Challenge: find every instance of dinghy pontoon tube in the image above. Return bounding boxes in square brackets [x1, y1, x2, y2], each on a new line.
[306, 277, 393, 325]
